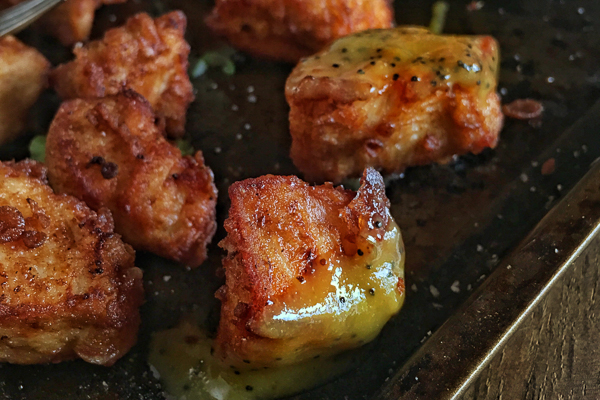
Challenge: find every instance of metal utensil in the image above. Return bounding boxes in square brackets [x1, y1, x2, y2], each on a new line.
[0, 0, 62, 38]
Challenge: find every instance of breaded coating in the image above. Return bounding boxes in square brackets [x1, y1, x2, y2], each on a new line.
[206, 0, 394, 63]
[215, 168, 405, 369]
[45, 91, 217, 268]
[42, 0, 127, 46]
[0, 159, 143, 366]
[0, 0, 125, 45]
[286, 27, 504, 183]
[0, 36, 49, 145]
[51, 11, 194, 138]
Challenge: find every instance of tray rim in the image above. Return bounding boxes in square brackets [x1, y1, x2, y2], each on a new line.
[374, 102, 600, 400]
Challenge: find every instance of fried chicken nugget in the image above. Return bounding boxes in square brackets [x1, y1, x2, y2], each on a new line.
[0, 35, 49, 145]
[215, 168, 405, 369]
[286, 27, 504, 183]
[0, 0, 127, 46]
[206, 0, 394, 63]
[51, 11, 194, 138]
[45, 91, 217, 268]
[42, 0, 127, 46]
[0, 159, 143, 366]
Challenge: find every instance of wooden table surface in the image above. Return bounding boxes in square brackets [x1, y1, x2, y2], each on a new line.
[461, 234, 600, 399]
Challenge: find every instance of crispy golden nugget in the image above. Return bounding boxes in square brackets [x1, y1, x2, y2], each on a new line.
[0, 0, 125, 45]
[0, 159, 143, 366]
[215, 168, 405, 369]
[51, 11, 194, 138]
[0, 36, 49, 145]
[45, 91, 217, 268]
[206, 0, 394, 63]
[42, 0, 127, 46]
[286, 27, 504, 183]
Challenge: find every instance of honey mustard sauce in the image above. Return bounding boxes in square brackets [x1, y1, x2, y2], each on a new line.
[288, 26, 499, 101]
[149, 221, 404, 399]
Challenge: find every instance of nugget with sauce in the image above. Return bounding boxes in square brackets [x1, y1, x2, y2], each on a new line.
[51, 11, 194, 138]
[286, 27, 503, 183]
[45, 91, 217, 268]
[206, 0, 394, 63]
[215, 168, 404, 369]
[0, 159, 143, 366]
[0, 35, 49, 145]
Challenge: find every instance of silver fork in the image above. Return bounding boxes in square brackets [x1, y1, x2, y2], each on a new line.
[0, 0, 63, 38]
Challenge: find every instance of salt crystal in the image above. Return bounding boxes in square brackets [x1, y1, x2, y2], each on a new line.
[520, 173, 529, 183]
[450, 280, 460, 293]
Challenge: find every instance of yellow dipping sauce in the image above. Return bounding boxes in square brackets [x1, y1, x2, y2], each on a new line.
[149, 221, 405, 399]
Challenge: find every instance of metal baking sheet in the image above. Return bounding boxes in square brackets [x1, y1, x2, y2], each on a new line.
[1, 0, 600, 399]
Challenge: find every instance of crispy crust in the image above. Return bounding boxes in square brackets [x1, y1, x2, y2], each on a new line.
[215, 168, 391, 367]
[50, 11, 194, 138]
[0, 36, 49, 145]
[206, 0, 394, 63]
[45, 91, 217, 268]
[41, 0, 127, 46]
[285, 27, 503, 183]
[0, 160, 143, 366]
[0, 0, 126, 45]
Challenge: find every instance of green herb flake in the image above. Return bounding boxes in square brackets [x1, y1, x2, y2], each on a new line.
[429, 1, 449, 34]
[29, 135, 46, 163]
[175, 138, 195, 156]
[190, 48, 236, 78]
[191, 59, 208, 78]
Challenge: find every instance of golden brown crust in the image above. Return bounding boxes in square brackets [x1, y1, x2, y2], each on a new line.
[42, 0, 127, 46]
[0, 0, 126, 46]
[0, 159, 144, 366]
[0, 35, 49, 145]
[50, 11, 194, 138]
[215, 168, 392, 367]
[285, 27, 503, 183]
[45, 91, 217, 268]
[206, 0, 394, 63]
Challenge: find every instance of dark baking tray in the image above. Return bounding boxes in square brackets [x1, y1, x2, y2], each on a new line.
[1, 0, 600, 399]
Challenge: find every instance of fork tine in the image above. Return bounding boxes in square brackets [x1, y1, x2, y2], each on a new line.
[0, 0, 63, 37]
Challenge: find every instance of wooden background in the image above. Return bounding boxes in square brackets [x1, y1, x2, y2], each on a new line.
[462, 235, 600, 399]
